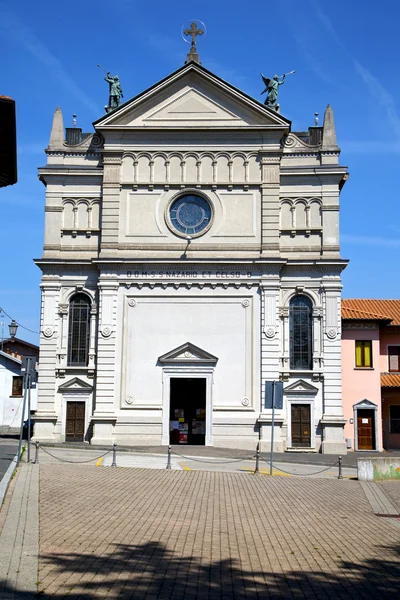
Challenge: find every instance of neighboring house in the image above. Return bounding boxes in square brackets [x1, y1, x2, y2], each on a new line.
[34, 48, 349, 453]
[341, 300, 400, 451]
[0, 338, 39, 433]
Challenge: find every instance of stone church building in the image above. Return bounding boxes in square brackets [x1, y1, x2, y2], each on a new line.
[34, 48, 349, 453]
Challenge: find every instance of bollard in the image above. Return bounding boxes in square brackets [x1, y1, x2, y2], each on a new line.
[254, 443, 260, 475]
[111, 442, 117, 467]
[166, 445, 172, 470]
[33, 441, 39, 465]
[338, 455, 343, 480]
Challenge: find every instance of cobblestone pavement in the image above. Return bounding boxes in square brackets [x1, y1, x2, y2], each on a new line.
[37, 465, 400, 599]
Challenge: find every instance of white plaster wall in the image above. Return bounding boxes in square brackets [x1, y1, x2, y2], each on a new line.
[117, 292, 258, 412]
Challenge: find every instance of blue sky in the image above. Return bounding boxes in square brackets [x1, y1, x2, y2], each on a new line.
[0, 0, 399, 345]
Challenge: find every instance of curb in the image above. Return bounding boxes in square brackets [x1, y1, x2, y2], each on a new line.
[0, 454, 18, 507]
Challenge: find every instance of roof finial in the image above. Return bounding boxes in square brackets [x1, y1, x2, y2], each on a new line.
[48, 106, 64, 149]
[182, 19, 206, 64]
[322, 104, 338, 148]
[314, 112, 319, 125]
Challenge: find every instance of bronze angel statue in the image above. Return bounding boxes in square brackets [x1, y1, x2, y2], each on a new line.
[260, 71, 295, 107]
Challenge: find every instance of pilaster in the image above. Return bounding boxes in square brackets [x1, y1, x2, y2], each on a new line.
[259, 153, 281, 256]
[100, 153, 122, 253]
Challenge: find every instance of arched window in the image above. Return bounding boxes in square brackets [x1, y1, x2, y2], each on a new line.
[67, 294, 91, 366]
[289, 295, 313, 370]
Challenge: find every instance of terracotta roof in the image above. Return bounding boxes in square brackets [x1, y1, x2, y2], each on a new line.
[342, 299, 400, 325]
[381, 373, 400, 387]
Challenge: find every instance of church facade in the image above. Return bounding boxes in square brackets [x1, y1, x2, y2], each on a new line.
[34, 58, 349, 453]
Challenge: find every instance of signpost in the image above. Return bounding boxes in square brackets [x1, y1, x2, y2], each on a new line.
[265, 381, 283, 476]
[17, 356, 36, 466]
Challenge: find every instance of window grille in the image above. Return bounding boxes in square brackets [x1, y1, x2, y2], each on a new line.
[289, 295, 313, 370]
[67, 294, 90, 366]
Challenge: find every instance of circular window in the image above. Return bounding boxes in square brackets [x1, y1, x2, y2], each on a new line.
[168, 194, 212, 237]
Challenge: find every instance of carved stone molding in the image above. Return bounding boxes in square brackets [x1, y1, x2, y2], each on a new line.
[58, 303, 68, 315]
[100, 325, 112, 338]
[125, 396, 134, 405]
[128, 299, 137, 307]
[43, 326, 54, 338]
[241, 299, 250, 308]
[264, 327, 275, 339]
[326, 328, 337, 340]
[241, 397, 250, 406]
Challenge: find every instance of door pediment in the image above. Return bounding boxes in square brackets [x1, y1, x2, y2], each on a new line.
[284, 379, 318, 395]
[58, 377, 93, 393]
[353, 398, 377, 409]
[158, 342, 218, 364]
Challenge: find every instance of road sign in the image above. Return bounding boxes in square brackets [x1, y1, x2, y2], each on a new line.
[265, 381, 283, 409]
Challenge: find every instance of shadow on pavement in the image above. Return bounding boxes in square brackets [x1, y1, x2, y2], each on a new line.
[1, 540, 399, 599]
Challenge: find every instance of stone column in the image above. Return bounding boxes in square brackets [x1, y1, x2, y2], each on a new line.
[91, 278, 118, 445]
[258, 273, 285, 452]
[320, 285, 347, 454]
[33, 280, 60, 441]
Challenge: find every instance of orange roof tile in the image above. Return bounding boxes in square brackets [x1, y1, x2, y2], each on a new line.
[342, 299, 400, 326]
[381, 373, 400, 387]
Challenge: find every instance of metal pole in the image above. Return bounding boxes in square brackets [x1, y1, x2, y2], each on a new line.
[269, 381, 275, 477]
[33, 441, 39, 465]
[338, 456, 343, 480]
[16, 357, 30, 467]
[27, 372, 31, 463]
[166, 445, 172, 470]
[111, 442, 117, 467]
[254, 442, 260, 475]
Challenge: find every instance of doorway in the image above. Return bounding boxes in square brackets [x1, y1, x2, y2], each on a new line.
[66, 401, 85, 442]
[357, 409, 376, 450]
[169, 378, 206, 445]
[291, 404, 311, 447]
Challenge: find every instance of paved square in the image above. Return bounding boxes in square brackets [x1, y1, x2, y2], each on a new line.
[38, 465, 400, 599]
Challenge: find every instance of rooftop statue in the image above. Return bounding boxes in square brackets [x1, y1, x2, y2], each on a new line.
[104, 72, 123, 110]
[261, 70, 295, 108]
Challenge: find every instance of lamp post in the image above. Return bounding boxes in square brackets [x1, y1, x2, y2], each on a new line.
[8, 319, 18, 340]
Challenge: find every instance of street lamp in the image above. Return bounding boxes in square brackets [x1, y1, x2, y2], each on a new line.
[8, 319, 18, 340]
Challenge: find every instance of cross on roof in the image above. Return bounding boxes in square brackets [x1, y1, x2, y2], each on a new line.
[184, 22, 204, 48]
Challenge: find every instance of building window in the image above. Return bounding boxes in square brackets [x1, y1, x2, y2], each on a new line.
[11, 375, 23, 396]
[67, 294, 91, 366]
[388, 346, 400, 372]
[289, 295, 313, 370]
[390, 405, 400, 434]
[355, 341, 372, 368]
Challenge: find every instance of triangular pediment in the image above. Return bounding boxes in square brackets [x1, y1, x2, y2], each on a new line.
[58, 377, 93, 393]
[94, 63, 291, 130]
[158, 342, 218, 364]
[353, 398, 377, 409]
[144, 88, 242, 123]
[284, 379, 318, 395]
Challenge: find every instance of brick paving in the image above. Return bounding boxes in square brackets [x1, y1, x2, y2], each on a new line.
[380, 481, 400, 512]
[36, 465, 400, 599]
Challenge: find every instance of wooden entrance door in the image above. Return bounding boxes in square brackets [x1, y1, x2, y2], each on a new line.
[357, 409, 375, 450]
[66, 401, 85, 441]
[291, 404, 311, 447]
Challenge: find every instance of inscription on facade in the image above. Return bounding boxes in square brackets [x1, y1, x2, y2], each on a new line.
[127, 270, 253, 279]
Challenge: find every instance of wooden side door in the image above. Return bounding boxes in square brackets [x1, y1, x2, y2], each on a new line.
[357, 409, 374, 450]
[66, 401, 85, 441]
[291, 404, 311, 447]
